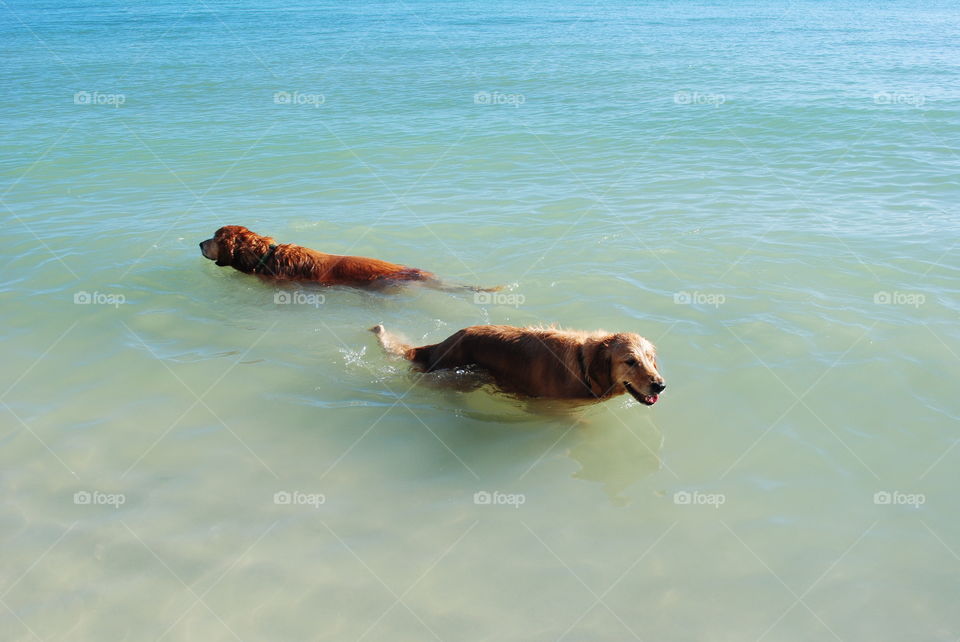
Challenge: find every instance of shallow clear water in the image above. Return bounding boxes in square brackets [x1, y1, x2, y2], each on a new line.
[2, 0, 959, 639]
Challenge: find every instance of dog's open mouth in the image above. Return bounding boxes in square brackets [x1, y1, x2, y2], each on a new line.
[624, 381, 658, 406]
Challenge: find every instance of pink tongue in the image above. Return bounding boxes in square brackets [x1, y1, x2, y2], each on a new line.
[646, 394, 659, 404]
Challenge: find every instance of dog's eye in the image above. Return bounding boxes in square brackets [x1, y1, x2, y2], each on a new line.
[624, 358, 638, 367]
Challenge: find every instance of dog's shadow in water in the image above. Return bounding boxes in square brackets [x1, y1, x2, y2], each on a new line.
[566, 415, 663, 506]
[526, 400, 664, 506]
[414, 371, 664, 506]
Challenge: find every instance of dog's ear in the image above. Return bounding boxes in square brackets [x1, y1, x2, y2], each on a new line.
[586, 337, 615, 394]
[213, 231, 232, 266]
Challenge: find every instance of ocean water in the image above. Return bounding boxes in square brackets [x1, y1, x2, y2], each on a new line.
[2, 0, 959, 639]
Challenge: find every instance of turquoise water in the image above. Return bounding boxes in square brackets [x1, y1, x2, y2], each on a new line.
[3, 0, 960, 639]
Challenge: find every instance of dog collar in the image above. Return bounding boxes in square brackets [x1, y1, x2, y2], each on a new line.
[253, 244, 278, 274]
[577, 345, 596, 397]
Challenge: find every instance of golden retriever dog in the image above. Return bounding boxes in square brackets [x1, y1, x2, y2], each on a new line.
[371, 324, 665, 405]
[200, 225, 494, 290]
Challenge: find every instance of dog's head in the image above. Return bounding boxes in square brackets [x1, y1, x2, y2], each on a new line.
[588, 333, 665, 405]
[200, 225, 275, 270]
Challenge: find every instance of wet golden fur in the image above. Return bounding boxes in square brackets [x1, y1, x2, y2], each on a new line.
[371, 324, 665, 404]
[200, 225, 434, 286]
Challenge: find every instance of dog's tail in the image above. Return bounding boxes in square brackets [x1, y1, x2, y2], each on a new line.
[369, 324, 416, 360]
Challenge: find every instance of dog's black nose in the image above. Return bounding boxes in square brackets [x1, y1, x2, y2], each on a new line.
[199, 242, 203, 248]
[651, 381, 666, 393]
